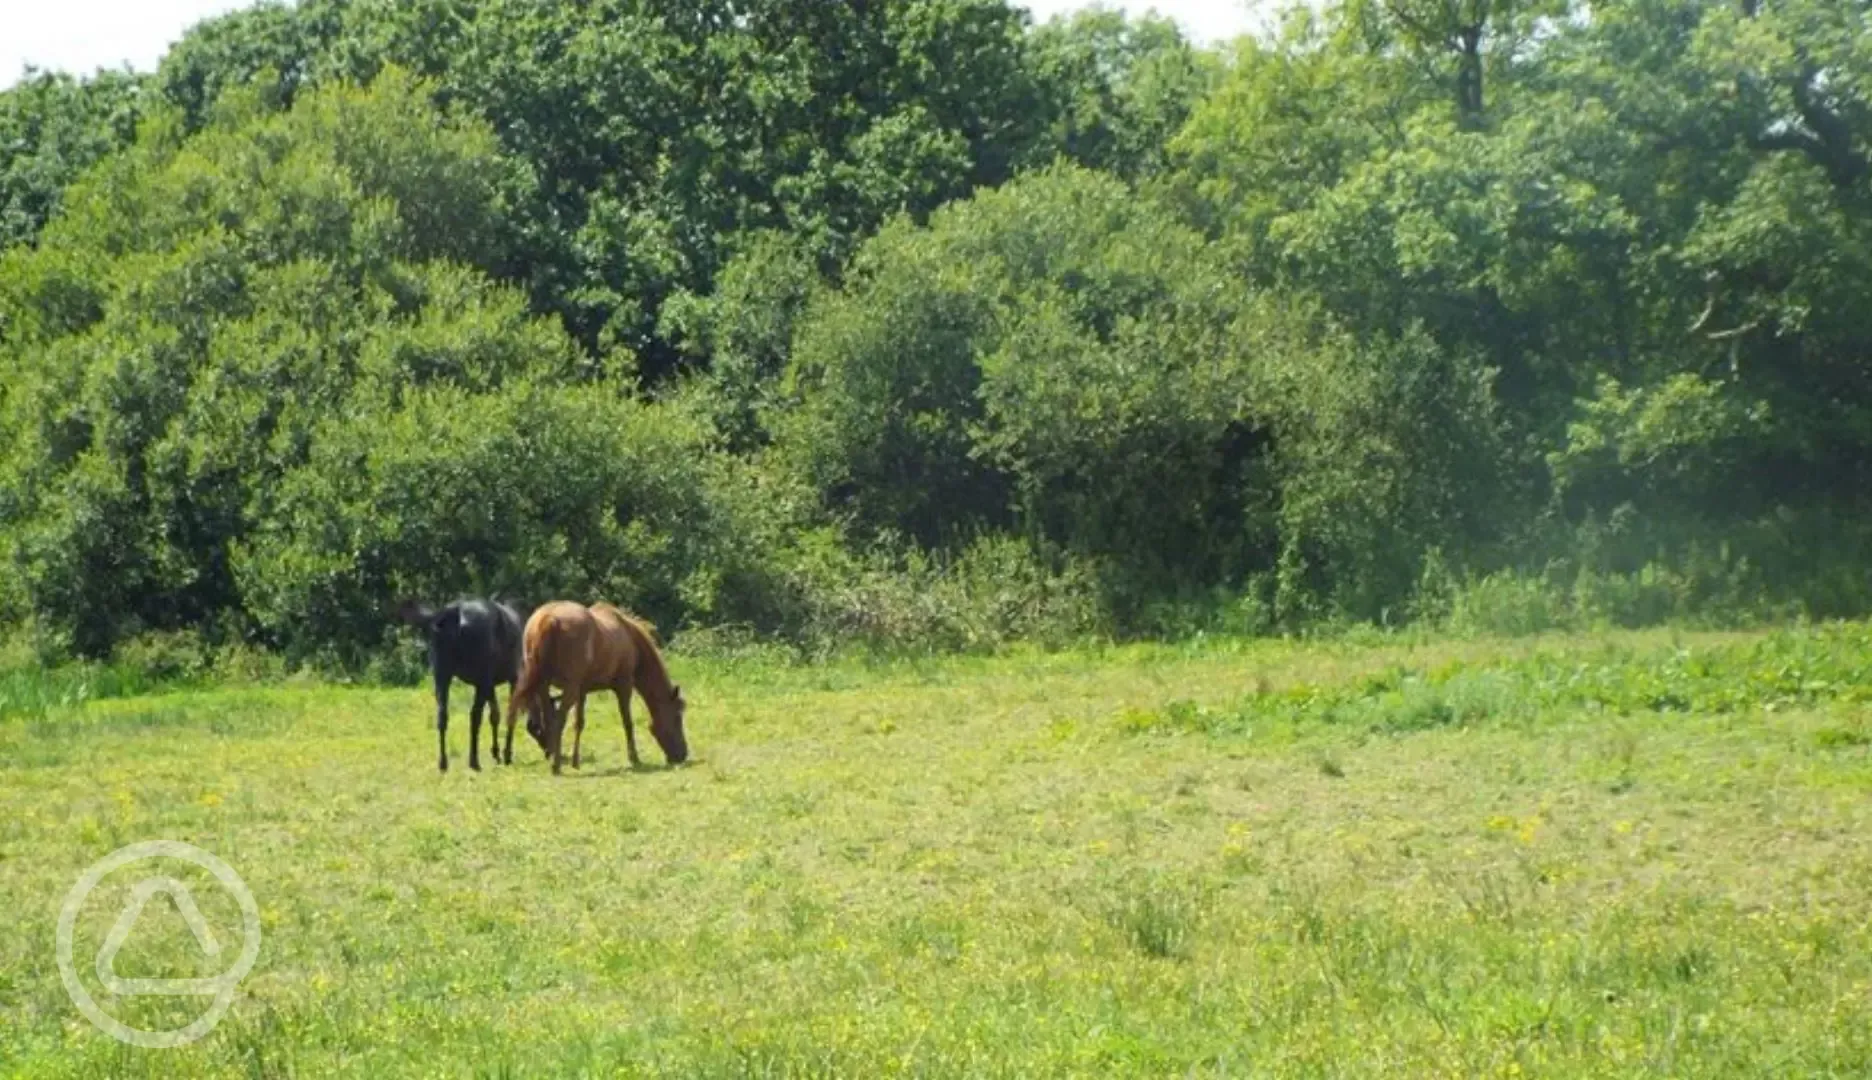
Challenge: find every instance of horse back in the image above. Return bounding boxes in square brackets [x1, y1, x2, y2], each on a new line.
[523, 601, 609, 687]
[586, 604, 646, 685]
[436, 599, 522, 684]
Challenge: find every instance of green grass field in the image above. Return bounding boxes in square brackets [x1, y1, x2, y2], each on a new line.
[4, 623, 1872, 1077]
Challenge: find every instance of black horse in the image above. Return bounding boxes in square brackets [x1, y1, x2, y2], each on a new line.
[396, 597, 537, 772]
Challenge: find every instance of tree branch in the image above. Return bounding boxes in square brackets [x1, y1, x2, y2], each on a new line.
[1752, 127, 1829, 160]
[1382, 0, 1445, 48]
[1788, 67, 1868, 188]
[1707, 317, 1763, 341]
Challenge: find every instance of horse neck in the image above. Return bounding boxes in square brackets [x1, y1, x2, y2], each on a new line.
[630, 624, 676, 707]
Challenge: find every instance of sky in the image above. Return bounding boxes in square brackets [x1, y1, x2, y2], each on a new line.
[2, 0, 1265, 90]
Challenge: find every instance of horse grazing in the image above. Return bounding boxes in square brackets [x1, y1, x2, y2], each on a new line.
[396, 597, 537, 772]
[504, 601, 689, 775]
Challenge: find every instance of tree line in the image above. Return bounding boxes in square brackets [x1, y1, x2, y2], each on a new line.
[1, 0, 1867, 670]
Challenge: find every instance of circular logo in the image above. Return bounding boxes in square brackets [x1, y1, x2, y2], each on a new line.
[56, 840, 262, 1048]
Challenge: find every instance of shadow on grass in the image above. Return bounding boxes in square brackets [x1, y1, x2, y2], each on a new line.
[547, 756, 698, 779]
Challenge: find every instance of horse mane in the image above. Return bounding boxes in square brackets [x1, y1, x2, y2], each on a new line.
[592, 603, 672, 692]
[620, 609, 660, 643]
[588, 601, 656, 638]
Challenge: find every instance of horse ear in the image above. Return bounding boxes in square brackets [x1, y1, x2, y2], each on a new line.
[672, 684, 684, 703]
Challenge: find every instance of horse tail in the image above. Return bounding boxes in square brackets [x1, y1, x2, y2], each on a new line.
[513, 612, 553, 709]
[503, 608, 553, 759]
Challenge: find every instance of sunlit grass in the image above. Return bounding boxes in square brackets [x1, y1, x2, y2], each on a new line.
[2, 623, 1870, 1076]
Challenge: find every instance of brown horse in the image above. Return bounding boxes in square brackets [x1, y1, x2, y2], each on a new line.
[503, 601, 689, 774]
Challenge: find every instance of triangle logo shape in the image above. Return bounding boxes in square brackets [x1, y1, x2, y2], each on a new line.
[93, 877, 225, 996]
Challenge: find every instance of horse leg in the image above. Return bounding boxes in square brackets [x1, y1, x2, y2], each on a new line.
[549, 692, 570, 776]
[486, 684, 502, 765]
[502, 675, 530, 767]
[434, 670, 451, 773]
[467, 683, 490, 772]
[550, 696, 572, 771]
[572, 692, 588, 770]
[617, 687, 642, 769]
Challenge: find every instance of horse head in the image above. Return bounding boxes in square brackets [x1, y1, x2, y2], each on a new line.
[394, 599, 439, 635]
[649, 683, 689, 765]
[524, 695, 552, 757]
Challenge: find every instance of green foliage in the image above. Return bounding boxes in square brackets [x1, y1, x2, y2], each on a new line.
[782, 164, 1264, 597]
[5, 0, 1872, 661]
[1436, 502, 1872, 635]
[764, 532, 1104, 657]
[237, 382, 718, 661]
[1551, 374, 1771, 514]
[1024, 8, 1221, 179]
[0, 72, 521, 657]
[1444, 570, 1574, 637]
[109, 628, 215, 683]
[778, 211, 1005, 546]
[1158, 0, 1872, 630]
[0, 659, 160, 722]
[0, 69, 146, 249]
[145, 0, 1054, 372]
[660, 230, 823, 452]
[1245, 302, 1510, 622]
[153, 0, 341, 128]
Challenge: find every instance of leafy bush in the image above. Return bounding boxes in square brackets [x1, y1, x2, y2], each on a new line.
[764, 532, 1104, 658]
[111, 629, 213, 683]
[780, 164, 1271, 613]
[0, 71, 517, 658]
[1246, 303, 1511, 624]
[1446, 571, 1573, 637]
[233, 381, 788, 664]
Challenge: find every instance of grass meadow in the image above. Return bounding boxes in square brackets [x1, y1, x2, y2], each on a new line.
[3, 623, 1872, 1076]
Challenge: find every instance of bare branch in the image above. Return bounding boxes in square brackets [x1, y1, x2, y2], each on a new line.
[1382, 0, 1445, 45]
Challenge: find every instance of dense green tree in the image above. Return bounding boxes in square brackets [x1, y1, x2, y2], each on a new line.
[1023, 7, 1222, 179]
[155, 0, 348, 128]
[0, 71, 525, 654]
[133, 0, 1050, 378]
[1337, 0, 1565, 126]
[1241, 299, 1507, 620]
[660, 229, 821, 453]
[233, 381, 795, 663]
[782, 159, 1511, 620]
[5, 0, 1872, 662]
[0, 69, 147, 249]
[1172, 0, 1872, 606]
